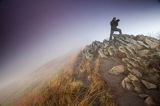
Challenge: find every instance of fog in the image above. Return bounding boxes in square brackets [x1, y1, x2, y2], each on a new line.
[0, 0, 160, 89]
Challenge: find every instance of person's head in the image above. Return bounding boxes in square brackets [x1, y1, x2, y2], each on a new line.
[113, 17, 116, 21]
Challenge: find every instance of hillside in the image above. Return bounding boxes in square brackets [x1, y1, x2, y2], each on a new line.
[1, 34, 160, 106]
[0, 53, 75, 106]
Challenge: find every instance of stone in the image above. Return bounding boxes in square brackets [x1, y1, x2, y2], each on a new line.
[91, 40, 102, 50]
[125, 82, 134, 91]
[128, 74, 139, 81]
[139, 94, 148, 99]
[118, 46, 130, 58]
[134, 87, 143, 93]
[130, 57, 143, 67]
[128, 60, 139, 68]
[98, 49, 107, 58]
[122, 74, 144, 93]
[122, 58, 129, 64]
[108, 46, 116, 56]
[144, 96, 156, 106]
[85, 53, 94, 60]
[124, 46, 135, 56]
[132, 80, 143, 93]
[127, 44, 137, 51]
[82, 46, 95, 60]
[115, 37, 128, 45]
[141, 80, 157, 89]
[153, 52, 160, 57]
[122, 77, 130, 88]
[126, 64, 132, 70]
[103, 39, 109, 48]
[128, 69, 142, 78]
[121, 79, 126, 89]
[137, 41, 149, 49]
[108, 65, 125, 75]
[121, 77, 134, 91]
[144, 73, 160, 84]
[144, 38, 159, 49]
[118, 46, 127, 53]
[124, 36, 137, 45]
[122, 58, 139, 68]
[137, 49, 150, 57]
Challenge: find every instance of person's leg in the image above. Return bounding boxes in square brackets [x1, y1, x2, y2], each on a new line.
[109, 29, 114, 40]
[119, 28, 122, 34]
[115, 28, 122, 34]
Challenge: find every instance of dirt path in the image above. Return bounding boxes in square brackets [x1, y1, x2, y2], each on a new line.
[99, 57, 146, 106]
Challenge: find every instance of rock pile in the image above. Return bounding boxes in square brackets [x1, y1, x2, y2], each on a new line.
[82, 34, 160, 105]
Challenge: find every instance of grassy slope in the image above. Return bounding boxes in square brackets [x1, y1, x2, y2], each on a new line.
[13, 53, 116, 106]
[0, 53, 75, 106]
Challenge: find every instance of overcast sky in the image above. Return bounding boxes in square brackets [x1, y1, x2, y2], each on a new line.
[0, 0, 160, 87]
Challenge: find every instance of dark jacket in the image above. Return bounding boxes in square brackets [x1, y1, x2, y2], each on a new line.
[110, 20, 119, 29]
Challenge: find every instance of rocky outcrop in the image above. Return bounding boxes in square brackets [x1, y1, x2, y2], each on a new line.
[82, 41, 102, 60]
[82, 34, 160, 105]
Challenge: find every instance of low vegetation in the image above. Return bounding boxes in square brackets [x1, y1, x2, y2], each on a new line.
[14, 54, 116, 106]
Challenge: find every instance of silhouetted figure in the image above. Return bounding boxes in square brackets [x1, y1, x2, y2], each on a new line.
[109, 17, 122, 40]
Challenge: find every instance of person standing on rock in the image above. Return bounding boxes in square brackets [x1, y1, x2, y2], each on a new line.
[109, 17, 122, 40]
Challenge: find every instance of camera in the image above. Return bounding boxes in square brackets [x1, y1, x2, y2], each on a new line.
[117, 19, 120, 22]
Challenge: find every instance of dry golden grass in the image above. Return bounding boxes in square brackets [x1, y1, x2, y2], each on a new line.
[79, 72, 116, 106]
[79, 57, 93, 73]
[14, 53, 116, 106]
